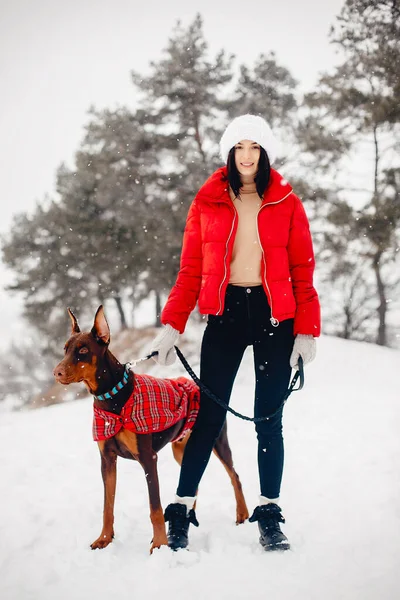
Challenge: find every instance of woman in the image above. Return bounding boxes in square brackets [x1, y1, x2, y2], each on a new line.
[150, 114, 321, 552]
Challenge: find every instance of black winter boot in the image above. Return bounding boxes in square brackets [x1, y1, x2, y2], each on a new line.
[164, 503, 199, 551]
[249, 504, 290, 551]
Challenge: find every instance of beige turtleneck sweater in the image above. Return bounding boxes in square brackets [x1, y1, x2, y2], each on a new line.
[229, 177, 263, 286]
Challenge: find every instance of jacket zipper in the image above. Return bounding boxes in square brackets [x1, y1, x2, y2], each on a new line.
[217, 189, 292, 319]
[217, 206, 237, 315]
[256, 191, 292, 327]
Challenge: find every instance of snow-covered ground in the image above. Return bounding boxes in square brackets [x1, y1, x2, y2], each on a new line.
[1, 332, 399, 600]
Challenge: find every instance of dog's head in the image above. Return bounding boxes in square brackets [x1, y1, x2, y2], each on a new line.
[53, 305, 110, 387]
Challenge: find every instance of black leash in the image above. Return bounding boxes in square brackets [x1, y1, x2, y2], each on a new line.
[173, 346, 304, 423]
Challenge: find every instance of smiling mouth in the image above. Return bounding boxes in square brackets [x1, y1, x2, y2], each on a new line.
[241, 163, 254, 167]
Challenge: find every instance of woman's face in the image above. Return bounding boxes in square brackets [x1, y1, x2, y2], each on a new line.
[234, 139, 260, 178]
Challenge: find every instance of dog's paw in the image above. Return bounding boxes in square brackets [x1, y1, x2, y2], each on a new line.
[150, 535, 168, 554]
[236, 508, 250, 524]
[90, 530, 114, 550]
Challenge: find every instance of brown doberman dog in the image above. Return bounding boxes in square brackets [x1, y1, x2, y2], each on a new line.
[53, 305, 249, 553]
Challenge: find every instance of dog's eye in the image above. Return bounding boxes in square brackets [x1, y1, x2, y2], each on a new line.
[78, 347, 89, 354]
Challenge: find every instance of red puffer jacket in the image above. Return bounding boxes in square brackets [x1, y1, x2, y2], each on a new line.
[161, 166, 321, 337]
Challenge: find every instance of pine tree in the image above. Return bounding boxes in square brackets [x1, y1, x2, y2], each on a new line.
[1, 109, 159, 345]
[228, 52, 298, 128]
[130, 14, 235, 321]
[301, 0, 400, 346]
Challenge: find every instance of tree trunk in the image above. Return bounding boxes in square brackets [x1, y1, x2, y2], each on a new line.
[372, 125, 379, 202]
[114, 296, 127, 330]
[97, 284, 105, 307]
[371, 127, 387, 345]
[343, 304, 351, 339]
[154, 290, 162, 327]
[130, 297, 135, 329]
[372, 253, 387, 346]
[194, 115, 207, 165]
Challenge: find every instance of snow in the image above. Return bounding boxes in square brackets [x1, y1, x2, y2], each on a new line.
[2, 333, 400, 600]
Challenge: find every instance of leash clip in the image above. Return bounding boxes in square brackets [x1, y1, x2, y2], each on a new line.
[126, 351, 158, 369]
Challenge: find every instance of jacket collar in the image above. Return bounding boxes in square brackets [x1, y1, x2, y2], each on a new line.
[196, 166, 293, 206]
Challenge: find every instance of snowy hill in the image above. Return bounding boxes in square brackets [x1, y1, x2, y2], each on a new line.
[1, 332, 399, 600]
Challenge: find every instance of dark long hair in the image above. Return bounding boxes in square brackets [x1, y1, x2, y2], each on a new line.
[226, 146, 271, 199]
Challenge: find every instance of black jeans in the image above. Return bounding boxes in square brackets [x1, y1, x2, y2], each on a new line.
[176, 284, 295, 500]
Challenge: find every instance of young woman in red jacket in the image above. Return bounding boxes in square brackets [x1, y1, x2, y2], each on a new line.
[150, 114, 321, 552]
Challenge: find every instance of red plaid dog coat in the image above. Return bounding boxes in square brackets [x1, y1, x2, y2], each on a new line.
[93, 374, 200, 443]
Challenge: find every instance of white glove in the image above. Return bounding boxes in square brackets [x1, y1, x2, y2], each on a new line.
[149, 324, 180, 366]
[290, 334, 316, 368]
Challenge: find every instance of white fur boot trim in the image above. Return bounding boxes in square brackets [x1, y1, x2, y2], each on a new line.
[175, 495, 196, 513]
[259, 495, 280, 506]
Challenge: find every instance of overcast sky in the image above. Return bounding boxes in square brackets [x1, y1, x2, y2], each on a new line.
[1, 0, 346, 231]
[0, 0, 345, 341]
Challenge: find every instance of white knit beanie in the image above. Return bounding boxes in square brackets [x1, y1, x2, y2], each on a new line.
[219, 114, 279, 164]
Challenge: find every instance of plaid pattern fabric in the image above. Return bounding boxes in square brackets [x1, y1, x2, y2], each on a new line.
[93, 374, 200, 443]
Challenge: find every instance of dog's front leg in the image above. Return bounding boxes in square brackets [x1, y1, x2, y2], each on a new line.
[137, 435, 168, 553]
[91, 442, 117, 549]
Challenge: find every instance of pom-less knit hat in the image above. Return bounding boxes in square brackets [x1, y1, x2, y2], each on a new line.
[219, 114, 279, 164]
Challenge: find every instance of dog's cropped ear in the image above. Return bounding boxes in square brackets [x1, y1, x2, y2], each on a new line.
[91, 305, 110, 345]
[67, 307, 80, 334]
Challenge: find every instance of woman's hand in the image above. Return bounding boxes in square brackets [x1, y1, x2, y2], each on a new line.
[149, 324, 180, 366]
[289, 334, 316, 369]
